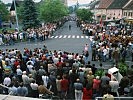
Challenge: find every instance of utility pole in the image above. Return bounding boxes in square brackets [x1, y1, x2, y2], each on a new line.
[13, 0, 19, 32]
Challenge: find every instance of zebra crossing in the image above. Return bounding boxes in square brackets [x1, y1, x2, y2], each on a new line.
[50, 35, 92, 40]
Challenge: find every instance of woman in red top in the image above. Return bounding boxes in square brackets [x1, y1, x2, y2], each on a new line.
[83, 84, 93, 100]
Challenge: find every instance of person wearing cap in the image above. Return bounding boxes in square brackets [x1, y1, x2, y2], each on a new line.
[74, 78, 83, 100]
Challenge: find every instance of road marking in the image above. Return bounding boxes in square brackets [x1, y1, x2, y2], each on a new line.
[85, 36, 89, 39]
[63, 35, 67, 38]
[77, 36, 80, 38]
[59, 35, 63, 38]
[72, 35, 75, 38]
[50, 35, 90, 39]
[81, 36, 84, 38]
[54, 36, 58, 38]
[68, 35, 71, 38]
[50, 36, 54, 38]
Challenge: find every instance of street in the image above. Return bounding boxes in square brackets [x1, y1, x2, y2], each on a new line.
[0, 20, 114, 68]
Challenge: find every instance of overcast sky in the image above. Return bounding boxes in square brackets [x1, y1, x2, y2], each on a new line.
[2, 0, 92, 6]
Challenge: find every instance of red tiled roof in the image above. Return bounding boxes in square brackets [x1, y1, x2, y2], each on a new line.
[123, 0, 133, 10]
[98, 0, 114, 9]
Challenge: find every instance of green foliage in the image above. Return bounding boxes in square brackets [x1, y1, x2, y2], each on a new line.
[17, 4, 24, 21]
[21, 0, 40, 30]
[0, 1, 10, 21]
[95, 68, 105, 78]
[118, 60, 128, 76]
[39, 0, 69, 22]
[76, 9, 93, 22]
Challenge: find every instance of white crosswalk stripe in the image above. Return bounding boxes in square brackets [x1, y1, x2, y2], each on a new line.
[59, 35, 63, 38]
[54, 36, 58, 38]
[81, 36, 84, 38]
[68, 35, 71, 38]
[72, 35, 75, 38]
[50, 36, 54, 38]
[77, 35, 80, 38]
[63, 35, 67, 38]
[85, 36, 89, 39]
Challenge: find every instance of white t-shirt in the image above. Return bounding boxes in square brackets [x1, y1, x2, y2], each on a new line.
[103, 49, 108, 56]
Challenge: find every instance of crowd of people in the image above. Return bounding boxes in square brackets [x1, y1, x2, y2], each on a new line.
[0, 43, 133, 99]
[79, 20, 133, 64]
[0, 18, 68, 46]
[0, 18, 133, 100]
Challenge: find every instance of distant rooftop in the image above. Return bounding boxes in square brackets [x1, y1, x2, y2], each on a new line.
[98, 0, 114, 9]
[123, 0, 133, 10]
[108, 0, 130, 9]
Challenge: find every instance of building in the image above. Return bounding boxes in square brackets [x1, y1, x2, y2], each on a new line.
[10, 0, 23, 16]
[107, 0, 130, 20]
[96, 0, 114, 20]
[123, 0, 133, 24]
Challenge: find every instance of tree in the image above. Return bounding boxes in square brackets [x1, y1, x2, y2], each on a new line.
[0, 1, 9, 21]
[76, 9, 93, 23]
[17, 3, 24, 22]
[39, 0, 69, 22]
[21, 0, 40, 30]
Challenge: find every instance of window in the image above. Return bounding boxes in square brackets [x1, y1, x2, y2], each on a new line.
[124, 12, 127, 16]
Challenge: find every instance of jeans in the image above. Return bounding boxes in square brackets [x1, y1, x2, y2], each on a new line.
[75, 90, 83, 100]
[103, 55, 106, 62]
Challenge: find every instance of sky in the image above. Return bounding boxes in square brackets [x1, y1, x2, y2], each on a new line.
[2, 0, 92, 6]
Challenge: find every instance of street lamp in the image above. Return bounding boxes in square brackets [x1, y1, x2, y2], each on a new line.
[13, 0, 19, 32]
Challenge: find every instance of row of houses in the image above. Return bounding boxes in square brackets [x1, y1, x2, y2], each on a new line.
[88, 0, 133, 24]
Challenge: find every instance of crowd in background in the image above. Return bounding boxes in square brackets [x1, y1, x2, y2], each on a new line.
[0, 18, 68, 46]
[78, 20, 133, 64]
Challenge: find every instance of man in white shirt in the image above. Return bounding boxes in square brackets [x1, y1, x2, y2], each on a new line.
[22, 71, 29, 86]
[3, 75, 11, 86]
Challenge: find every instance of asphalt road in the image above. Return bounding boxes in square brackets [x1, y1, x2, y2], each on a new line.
[0, 21, 90, 54]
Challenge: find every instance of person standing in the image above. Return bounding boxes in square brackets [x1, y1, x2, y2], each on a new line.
[131, 48, 133, 62]
[83, 84, 93, 100]
[74, 79, 83, 100]
[84, 44, 89, 53]
[92, 45, 96, 61]
[69, 24, 71, 30]
[109, 78, 119, 96]
[60, 74, 69, 99]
